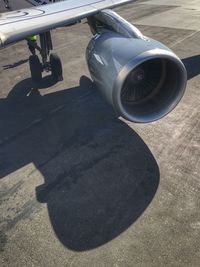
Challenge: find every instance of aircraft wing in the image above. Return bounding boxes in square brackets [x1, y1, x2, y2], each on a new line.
[0, 0, 135, 47]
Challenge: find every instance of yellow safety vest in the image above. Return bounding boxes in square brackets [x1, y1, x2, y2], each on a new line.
[27, 35, 37, 41]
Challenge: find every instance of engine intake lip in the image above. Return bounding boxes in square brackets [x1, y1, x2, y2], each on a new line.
[113, 49, 187, 123]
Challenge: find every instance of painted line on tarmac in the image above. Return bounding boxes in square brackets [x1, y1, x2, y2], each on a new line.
[170, 30, 200, 48]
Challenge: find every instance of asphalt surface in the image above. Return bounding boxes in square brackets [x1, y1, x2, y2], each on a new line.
[0, 0, 200, 266]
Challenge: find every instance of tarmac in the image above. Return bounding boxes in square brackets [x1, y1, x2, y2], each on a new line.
[0, 0, 199, 266]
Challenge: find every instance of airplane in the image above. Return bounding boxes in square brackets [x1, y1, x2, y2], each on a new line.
[0, 0, 187, 123]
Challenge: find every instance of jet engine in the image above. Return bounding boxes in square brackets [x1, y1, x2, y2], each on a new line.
[86, 10, 187, 123]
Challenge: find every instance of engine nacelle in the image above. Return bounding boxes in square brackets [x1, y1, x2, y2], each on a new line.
[86, 10, 187, 123]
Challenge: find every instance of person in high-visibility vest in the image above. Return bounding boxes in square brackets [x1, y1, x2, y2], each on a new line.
[3, 0, 10, 9]
[26, 35, 42, 56]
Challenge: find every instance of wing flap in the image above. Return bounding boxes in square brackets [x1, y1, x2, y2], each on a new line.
[0, 0, 134, 47]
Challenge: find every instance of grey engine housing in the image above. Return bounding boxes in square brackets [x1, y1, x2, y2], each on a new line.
[86, 10, 187, 123]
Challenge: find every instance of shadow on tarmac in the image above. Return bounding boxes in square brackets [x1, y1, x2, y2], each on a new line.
[3, 59, 29, 70]
[0, 76, 160, 251]
[182, 54, 200, 80]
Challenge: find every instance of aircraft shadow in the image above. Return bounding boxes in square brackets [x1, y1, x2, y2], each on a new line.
[0, 76, 160, 251]
[2, 59, 29, 70]
[182, 54, 200, 80]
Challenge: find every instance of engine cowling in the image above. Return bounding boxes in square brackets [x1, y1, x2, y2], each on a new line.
[86, 11, 187, 123]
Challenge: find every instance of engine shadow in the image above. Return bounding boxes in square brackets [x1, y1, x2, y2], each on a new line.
[0, 76, 160, 251]
[182, 54, 200, 80]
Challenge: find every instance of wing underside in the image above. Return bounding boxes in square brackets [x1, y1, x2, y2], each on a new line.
[0, 0, 134, 47]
